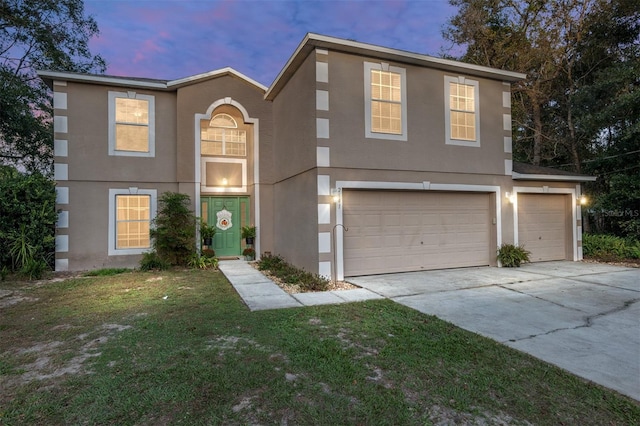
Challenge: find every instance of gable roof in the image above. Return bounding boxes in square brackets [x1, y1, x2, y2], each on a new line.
[265, 33, 527, 100]
[37, 67, 267, 93]
[512, 162, 596, 182]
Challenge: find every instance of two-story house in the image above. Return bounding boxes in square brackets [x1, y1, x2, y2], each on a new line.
[38, 33, 594, 279]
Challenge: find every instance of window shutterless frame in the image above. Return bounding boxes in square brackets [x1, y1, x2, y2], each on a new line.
[108, 91, 156, 157]
[364, 62, 407, 141]
[444, 76, 480, 147]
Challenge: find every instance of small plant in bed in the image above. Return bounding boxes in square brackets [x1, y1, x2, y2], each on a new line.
[257, 253, 329, 292]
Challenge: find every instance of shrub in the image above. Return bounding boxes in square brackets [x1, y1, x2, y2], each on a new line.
[497, 244, 531, 267]
[257, 254, 329, 292]
[150, 192, 197, 266]
[139, 251, 170, 271]
[187, 253, 218, 270]
[583, 233, 640, 260]
[0, 166, 56, 274]
[19, 258, 48, 280]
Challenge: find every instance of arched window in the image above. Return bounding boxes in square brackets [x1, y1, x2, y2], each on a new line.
[201, 113, 246, 156]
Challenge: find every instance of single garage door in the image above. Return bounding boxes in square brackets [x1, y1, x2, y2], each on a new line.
[518, 194, 568, 262]
[343, 191, 491, 276]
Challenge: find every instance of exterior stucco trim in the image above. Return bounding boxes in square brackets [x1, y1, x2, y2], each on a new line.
[54, 139, 68, 157]
[56, 187, 69, 204]
[55, 258, 68, 271]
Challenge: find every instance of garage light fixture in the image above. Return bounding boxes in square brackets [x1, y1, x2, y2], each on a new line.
[505, 192, 516, 204]
[331, 188, 341, 205]
[579, 195, 588, 206]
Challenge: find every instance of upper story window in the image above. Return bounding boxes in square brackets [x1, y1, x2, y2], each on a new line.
[108, 91, 155, 157]
[201, 113, 246, 156]
[364, 62, 407, 141]
[445, 76, 480, 147]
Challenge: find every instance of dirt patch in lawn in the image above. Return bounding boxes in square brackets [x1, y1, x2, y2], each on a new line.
[2, 322, 132, 391]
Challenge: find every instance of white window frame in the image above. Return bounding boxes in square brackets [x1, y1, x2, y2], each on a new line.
[201, 113, 247, 156]
[364, 62, 407, 141]
[108, 91, 156, 157]
[445, 76, 480, 147]
[108, 188, 157, 255]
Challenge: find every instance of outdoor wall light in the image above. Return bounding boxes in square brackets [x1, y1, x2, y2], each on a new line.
[221, 178, 228, 186]
[579, 195, 588, 206]
[330, 188, 341, 204]
[505, 192, 516, 204]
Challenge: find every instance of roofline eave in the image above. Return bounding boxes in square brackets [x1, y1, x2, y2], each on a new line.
[512, 172, 597, 182]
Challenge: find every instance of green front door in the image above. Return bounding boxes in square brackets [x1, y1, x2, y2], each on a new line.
[201, 196, 249, 257]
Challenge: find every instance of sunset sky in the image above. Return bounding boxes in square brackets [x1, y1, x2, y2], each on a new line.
[84, 0, 459, 86]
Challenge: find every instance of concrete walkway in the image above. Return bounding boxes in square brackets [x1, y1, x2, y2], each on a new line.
[217, 259, 383, 311]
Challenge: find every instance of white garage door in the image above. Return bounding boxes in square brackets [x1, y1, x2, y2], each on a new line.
[343, 191, 491, 276]
[518, 194, 568, 262]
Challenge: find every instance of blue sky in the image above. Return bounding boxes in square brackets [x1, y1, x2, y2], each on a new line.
[84, 0, 459, 86]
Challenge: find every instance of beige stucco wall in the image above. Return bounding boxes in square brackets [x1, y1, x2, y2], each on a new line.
[64, 82, 178, 183]
[327, 51, 508, 175]
[273, 169, 319, 273]
[59, 181, 178, 271]
[56, 73, 275, 270]
[271, 52, 317, 182]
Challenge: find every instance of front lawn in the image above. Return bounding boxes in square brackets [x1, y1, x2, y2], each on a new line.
[0, 270, 637, 425]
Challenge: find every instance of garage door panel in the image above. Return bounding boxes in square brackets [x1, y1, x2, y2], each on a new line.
[518, 194, 568, 262]
[343, 191, 491, 276]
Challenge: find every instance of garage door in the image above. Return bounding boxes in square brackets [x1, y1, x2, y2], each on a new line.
[518, 194, 568, 262]
[343, 191, 491, 276]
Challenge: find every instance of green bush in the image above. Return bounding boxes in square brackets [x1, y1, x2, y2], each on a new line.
[0, 166, 56, 275]
[257, 254, 329, 292]
[149, 192, 197, 266]
[139, 251, 170, 271]
[497, 244, 531, 267]
[583, 233, 640, 260]
[187, 253, 218, 270]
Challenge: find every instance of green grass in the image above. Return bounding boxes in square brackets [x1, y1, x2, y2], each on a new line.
[84, 267, 132, 277]
[0, 269, 638, 425]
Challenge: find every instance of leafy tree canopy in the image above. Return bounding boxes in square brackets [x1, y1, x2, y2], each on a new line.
[444, 0, 640, 238]
[0, 0, 106, 173]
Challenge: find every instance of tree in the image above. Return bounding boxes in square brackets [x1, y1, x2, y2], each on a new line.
[0, 165, 57, 277]
[0, 0, 106, 173]
[444, 0, 640, 239]
[443, 0, 628, 170]
[150, 192, 197, 267]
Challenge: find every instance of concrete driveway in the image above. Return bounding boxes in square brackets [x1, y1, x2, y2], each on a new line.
[348, 261, 640, 401]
